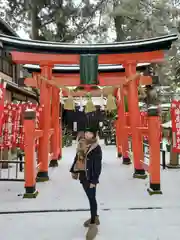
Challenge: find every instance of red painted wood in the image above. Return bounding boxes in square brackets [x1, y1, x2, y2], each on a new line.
[11, 51, 164, 64]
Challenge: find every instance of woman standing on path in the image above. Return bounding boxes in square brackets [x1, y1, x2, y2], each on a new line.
[70, 128, 102, 240]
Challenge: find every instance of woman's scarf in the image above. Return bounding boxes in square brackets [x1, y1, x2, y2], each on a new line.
[74, 138, 87, 171]
[74, 137, 97, 172]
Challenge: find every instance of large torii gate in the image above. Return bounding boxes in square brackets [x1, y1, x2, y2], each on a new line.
[0, 33, 177, 197]
[24, 62, 151, 146]
[23, 62, 151, 94]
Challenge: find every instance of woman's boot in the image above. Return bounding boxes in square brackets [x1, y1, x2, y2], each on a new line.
[86, 224, 98, 240]
[84, 215, 100, 227]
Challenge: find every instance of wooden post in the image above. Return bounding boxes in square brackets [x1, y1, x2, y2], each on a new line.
[167, 147, 180, 168]
[114, 89, 121, 156]
[49, 87, 60, 167]
[115, 118, 122, 158]
[147, 108, 162, 195]
[117, 88, 131, 164]
[23, 109, 38, 198]
[37, 64, 52, 181]
[124, 62, 146, 178]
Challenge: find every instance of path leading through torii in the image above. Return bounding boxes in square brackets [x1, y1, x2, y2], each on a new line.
[0, 142, 180, 239]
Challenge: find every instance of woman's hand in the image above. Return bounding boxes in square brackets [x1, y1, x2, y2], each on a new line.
[71, 173, 78, 180]
[89, 183, 96, 188]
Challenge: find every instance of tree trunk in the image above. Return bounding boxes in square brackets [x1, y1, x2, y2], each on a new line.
[31, 2, 39, 40]
[114, 16, 125, 41]
[113, 1, 125, 41]
[55, 1, 65, 41]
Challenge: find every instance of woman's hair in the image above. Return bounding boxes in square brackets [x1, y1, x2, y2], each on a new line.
[91, 131, 97, 139]
[85, 131, 99, 142]
[77, 131, 85, 141]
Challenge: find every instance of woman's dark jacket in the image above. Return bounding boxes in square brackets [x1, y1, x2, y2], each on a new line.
[70, 142, 102, 184]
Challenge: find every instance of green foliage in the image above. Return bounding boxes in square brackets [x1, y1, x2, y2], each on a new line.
[1, 0, 109, 42]
[161, 110, 171, 123]
[111, 0, 180, 39]
[110, 0, 180, 90]
[111, 110, 117, 120]
[62, 134, 73, 148]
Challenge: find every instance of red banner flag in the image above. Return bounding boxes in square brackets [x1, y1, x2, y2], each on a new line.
[0, 81, 6, 132]
[171, 100, 180, 152]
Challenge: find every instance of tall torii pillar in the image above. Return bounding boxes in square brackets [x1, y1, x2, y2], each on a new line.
[124, 62, 147, 179]
[37, 63, 53, 181]
[116, 87, 131, 164]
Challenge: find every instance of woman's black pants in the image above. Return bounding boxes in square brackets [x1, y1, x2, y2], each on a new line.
[82, 180, 97, 224]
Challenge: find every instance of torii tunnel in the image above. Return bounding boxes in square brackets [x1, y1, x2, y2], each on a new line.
[23, 62, 151, 131]
[0, 33, 177, 197]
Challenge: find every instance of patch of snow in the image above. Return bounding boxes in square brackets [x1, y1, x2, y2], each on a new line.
[162, 121, 172, 128]
[0, 142, 180, 239]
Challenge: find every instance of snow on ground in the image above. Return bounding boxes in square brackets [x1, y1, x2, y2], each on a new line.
[0, 142, 180, 239]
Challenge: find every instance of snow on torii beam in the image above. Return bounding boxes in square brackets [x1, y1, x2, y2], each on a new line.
[23, 62, 150, 73]
[0, 33, 177, 65]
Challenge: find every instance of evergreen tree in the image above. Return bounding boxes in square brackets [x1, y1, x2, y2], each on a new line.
[0, 0, 109, 42]
[110, 0, 180, 89]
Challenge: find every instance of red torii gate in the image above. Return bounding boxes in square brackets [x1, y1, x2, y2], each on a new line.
[24, 63, 151, 152]
[23, 63, 151, 88]
[0, 33, 177, 197]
